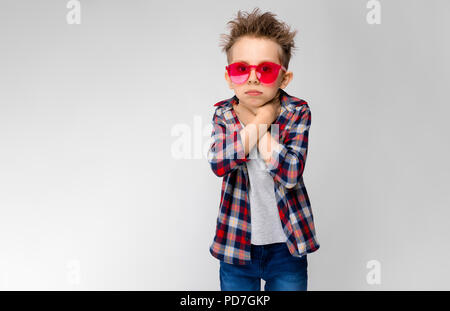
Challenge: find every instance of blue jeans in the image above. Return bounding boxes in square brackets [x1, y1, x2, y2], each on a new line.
[219, 242, 308, 291]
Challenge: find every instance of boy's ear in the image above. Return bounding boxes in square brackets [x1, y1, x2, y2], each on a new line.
[280, 71, 293, 89]
[224, 71, 234, 89]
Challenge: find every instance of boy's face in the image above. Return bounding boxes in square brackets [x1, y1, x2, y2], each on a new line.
[225, 36, 293, 109]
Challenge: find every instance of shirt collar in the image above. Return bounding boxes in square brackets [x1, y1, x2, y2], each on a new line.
[214, 89, 308, 144]
[214, 88, 307, 134]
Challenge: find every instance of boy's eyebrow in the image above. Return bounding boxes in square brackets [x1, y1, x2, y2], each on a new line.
[233, 59, 278, 64]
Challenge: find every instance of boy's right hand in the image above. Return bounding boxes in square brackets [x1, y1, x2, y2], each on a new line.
[256, 89, 281, 125]
[233, 102, 257, 126]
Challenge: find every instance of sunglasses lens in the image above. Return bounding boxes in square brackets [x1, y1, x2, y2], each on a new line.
[228, 63, 249, 84]
[258, 63, 280, 84]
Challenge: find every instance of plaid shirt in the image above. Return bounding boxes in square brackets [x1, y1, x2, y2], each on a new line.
[207, 88, 320, 265]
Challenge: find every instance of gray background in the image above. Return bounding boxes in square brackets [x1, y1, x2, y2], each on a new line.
[0, 0, 449, 290]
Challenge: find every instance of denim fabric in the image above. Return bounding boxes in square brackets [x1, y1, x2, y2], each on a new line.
[219, 242, 308, 291]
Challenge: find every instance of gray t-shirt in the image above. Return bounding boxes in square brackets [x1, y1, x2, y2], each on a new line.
[237, 115, 288, 245]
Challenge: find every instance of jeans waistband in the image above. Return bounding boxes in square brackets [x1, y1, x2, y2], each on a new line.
[251, 242, 286, 250]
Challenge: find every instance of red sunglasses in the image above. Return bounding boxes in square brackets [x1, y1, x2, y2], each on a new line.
[225, 61, 287, 85]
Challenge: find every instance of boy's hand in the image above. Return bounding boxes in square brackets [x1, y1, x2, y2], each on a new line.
[233, 102, 257, 126]
[256, 89, 281, 125]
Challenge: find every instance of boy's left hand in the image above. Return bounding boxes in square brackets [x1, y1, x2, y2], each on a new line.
[233, 102, 257, 126]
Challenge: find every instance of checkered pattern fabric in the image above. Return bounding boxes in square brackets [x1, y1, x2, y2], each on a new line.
[207, 88, 320, 265]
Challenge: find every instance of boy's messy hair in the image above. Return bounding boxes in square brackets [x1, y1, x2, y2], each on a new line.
[219, 7, 298, 70]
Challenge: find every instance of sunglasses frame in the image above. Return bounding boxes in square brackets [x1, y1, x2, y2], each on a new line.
[225, 61, 287, 85]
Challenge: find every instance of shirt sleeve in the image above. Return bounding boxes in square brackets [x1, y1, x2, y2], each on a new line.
[207, 109, 250, 177]
[265, 105, 311, 189]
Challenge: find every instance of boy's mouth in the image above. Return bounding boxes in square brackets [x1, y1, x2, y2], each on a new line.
[245, 90, 262, 96]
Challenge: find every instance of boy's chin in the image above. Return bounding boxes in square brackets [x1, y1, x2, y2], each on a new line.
[242, 97, 266, 106]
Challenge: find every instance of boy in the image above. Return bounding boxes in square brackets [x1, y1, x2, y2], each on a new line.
[207, 8, 320, 291]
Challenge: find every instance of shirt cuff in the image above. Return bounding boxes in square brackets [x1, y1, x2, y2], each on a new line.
[265, 142, 288, 174]
[235, 128, 250, 163]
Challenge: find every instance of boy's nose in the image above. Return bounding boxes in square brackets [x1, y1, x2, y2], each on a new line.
[248, 67, 259, 83]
